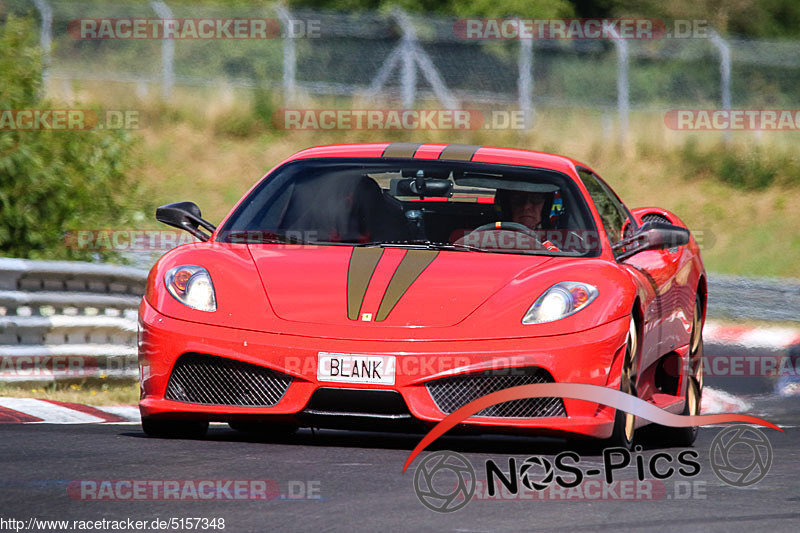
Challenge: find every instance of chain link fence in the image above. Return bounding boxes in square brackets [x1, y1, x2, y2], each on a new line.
[5, 1, 800, 139]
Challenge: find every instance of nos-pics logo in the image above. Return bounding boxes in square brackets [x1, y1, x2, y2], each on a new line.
[413, 425, 773, 513]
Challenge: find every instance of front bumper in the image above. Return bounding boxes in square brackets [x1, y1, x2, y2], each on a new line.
[138, 299, 630, 439]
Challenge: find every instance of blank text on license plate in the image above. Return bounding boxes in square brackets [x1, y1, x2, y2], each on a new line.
[317, 353, 396, 385]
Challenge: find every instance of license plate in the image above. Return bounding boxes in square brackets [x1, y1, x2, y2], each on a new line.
[317, 353, 395, 385]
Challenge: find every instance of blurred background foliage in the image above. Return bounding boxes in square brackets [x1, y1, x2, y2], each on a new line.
[1, 2, 800, 275]
[0, 16, 150, 261]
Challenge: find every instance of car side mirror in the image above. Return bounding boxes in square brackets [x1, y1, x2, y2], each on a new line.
[613, 221, 690, 261]
[156, 201, 217, 242]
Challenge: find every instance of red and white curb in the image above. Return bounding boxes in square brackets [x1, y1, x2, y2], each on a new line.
[704, 320, 800, 351]
[0, 387, 747, 425]
[0, 398, 139, 424]
[701, 387, 752, 414]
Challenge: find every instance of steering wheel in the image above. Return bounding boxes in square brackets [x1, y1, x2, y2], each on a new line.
[469, 221, 561, 252]
[472, 221, 542, 240]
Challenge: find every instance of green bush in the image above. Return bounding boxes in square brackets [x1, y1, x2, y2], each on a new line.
[678, 139, 800, 190]
[0, 16, 148, 261]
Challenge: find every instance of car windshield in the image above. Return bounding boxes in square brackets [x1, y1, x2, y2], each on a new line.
[218, 158, 600, 257]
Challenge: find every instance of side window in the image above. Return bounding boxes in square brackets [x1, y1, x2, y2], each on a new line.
[594, 174, 637, 240]
[577, 169, 630, 246]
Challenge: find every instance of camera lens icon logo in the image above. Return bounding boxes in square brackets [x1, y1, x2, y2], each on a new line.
[413, 451, 476, 513]
[519, 456, 554, 491]
[709, 425, 773, 487]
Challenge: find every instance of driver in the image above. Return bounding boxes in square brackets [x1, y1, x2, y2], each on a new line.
[453, 186, 561, 252]
[507, 190, 548, 230]
[493, 188, 560, 251]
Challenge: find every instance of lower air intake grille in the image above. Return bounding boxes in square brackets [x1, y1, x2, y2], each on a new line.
[165, 353, 292, 407]
[426, 368, 565, 418]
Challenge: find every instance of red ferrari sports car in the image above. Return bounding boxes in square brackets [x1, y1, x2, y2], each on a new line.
[139, 142, 706, 449]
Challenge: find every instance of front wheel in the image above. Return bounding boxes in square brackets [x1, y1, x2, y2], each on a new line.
[661, 295, 704, 447]
[604, 317, 638, 450]
[669, 377, 701, 447]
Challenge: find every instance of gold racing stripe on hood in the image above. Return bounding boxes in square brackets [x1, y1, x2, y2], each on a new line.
[375, 249, 439, 321]
[347, 247, 385, 320]
[438, 144, 481, 161]
[381, 142, 422, 158]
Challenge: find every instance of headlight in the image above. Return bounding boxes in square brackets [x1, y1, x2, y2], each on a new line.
[165, 265, 216, 312]
[522, 282, 598, 324]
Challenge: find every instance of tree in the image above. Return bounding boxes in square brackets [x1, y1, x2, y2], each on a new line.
[0, 16, 147, 261]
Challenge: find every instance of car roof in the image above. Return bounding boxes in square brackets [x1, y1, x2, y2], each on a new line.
[285, 142, 592, 177]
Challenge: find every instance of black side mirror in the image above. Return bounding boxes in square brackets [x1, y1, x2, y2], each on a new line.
[155, 201, 217, 242]
[613, 221, 690, 261]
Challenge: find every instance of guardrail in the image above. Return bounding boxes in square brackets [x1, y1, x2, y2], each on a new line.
[707, 274, 800, 323]
[1, 258, 798, 385]
[0, 258, 145, 384]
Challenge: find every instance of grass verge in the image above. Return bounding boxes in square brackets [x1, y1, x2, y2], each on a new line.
[0, 381, 139, 405]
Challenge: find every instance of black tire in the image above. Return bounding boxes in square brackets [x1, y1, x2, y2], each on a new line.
[141, 417, 208, 439]
[228, 421, 298, 437]
[661, 294, 704, 447]
[604, 316, 639, 450]
[663, 378, 701, 447]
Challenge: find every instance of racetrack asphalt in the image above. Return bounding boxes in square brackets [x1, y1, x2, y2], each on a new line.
[1, 344, 799, 532]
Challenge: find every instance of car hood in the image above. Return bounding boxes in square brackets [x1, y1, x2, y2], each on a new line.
[248, 245, 554, 327]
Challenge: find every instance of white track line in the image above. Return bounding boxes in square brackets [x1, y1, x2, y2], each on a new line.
[0, 398, 105, 424]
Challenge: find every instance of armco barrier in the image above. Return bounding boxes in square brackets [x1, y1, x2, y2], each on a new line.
[707, 274, 800, 323]
[0, 258, 798, 384]
[0, 258, 145, 384]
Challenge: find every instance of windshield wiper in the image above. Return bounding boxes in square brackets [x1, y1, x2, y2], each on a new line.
[351, 240, 485, 252]
[225, 231, 307, 245]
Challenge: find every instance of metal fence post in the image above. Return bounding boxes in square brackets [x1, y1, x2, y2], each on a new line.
[150, 1, 175, 101]
[393, 9, 418, 109]
[275, 6, 297, 106]
[364, 47, 402, 100]
[517, 37, 534, 130]
[411, 48, 458, 110]
[365, 10, 456, 110]
[32, 0, 53, 86]
[606, 26, 629, 146]
[709, 30, 732, 144]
